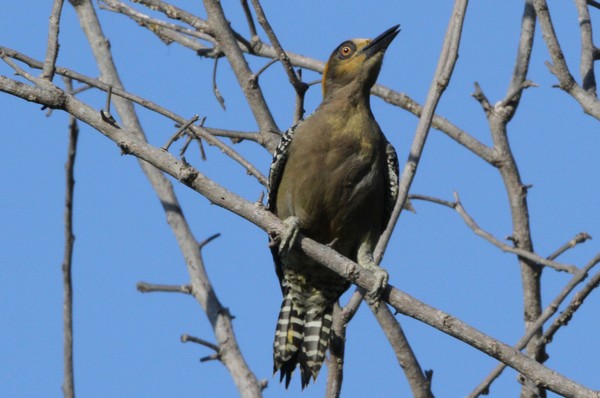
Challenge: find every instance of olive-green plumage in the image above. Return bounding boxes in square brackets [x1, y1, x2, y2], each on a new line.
[268, 25, 401, 389]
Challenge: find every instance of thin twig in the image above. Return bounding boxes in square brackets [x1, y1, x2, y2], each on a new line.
[101, 0, 215, 41]
[0, 47, 268, 185]
[411, 193, 578, 274]
[137, 282, 193, 294]
[0, 50, 41, 84]
[453, 192, 578, 273]
[540, 263, 600, 345]
[249, 0, 307, 98]
[546, 232, 592, 260]
[181, 117, 210, 161]
[181, 333, 220, 352]
[61, 77, 77, 398]
[198, 232, 221, 249]
[42, 0, 65, 81]
[293, 68, 306, 123]
[471, 82, 493, 116]
[497, 80, 538, 110]
[501, 0, 536, 122]
[212, 57, 226, 109]
[240, 0, 258, 39]
[162, 114, 200, 151]
[252, 58, 278, 80]
[100, 85, 120, 128]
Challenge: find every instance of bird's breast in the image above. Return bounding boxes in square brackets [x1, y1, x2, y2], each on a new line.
[275, 112, 385, 247]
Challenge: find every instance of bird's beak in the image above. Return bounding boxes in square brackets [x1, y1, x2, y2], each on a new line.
[362, 25, 400, 58]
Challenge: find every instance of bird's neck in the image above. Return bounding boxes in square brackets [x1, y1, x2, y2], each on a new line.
[321, 81, 373, 114]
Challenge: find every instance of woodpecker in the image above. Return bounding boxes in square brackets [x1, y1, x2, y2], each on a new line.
[267, 25, 401, 388]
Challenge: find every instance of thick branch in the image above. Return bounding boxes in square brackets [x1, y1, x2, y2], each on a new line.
[66, 1, 263, 396]
[372, 304, 433, 398]
[575, 0, 597, 95]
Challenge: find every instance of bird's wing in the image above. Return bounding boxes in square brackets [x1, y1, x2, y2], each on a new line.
[383, 141, 400, 228]
[267, 124, 299, 291]
[267, 124, 298, 212]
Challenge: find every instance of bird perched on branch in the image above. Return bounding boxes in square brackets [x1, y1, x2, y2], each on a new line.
[267, 25, 401, 389]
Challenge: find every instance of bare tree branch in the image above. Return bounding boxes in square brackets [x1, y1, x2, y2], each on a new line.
[575, 0, 597, 95]
[249, 0, 307, 99]
[453, 193, 577, 273]
[240, 0, 258, 39]
[369, 2, 469, 395]
[137, 282, 192, 294]
[325, 303, 345, 398]
[503, 0, 537, 122]
[203, 0, 280, 151]
[65, 1, 263, 396]
[375, 0, 469, 259]
[540, 262, 600, 345]
[0, 46, 269, 186]
[473, 71, 546, 397]
[42, 0, 65, 81]
[469, 252, 600, 397]
[546, 232, 592, 260]
[532, 0, 600, 119]
[410, 194, 578, 273]
[61, 77, 77, 398]
[371, 304, 434, 398]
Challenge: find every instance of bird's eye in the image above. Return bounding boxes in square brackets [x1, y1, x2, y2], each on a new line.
[337, 42, 356, 60]
[334, 41, 356, 60]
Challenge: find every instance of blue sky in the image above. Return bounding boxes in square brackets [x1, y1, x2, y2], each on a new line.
[1, 1, 599, 397]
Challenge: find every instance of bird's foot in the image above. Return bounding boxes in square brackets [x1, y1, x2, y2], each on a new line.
[279, 216, 301, 253]
[361, 261, 389, 312]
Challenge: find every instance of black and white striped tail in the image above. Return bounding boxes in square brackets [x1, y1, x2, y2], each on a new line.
[273, 292, 333, 389]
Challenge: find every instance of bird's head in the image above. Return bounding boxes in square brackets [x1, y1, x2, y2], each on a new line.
[322, 25, 400, 99]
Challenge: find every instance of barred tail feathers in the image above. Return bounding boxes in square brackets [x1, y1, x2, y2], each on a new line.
[299, 308, 333, 388]
[273, 293, 304, 387]
[273, 292, 333, 389]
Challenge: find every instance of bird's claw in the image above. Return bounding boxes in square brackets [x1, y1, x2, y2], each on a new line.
[279, 216, 301, 253]
[365, 266, 389, 312]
